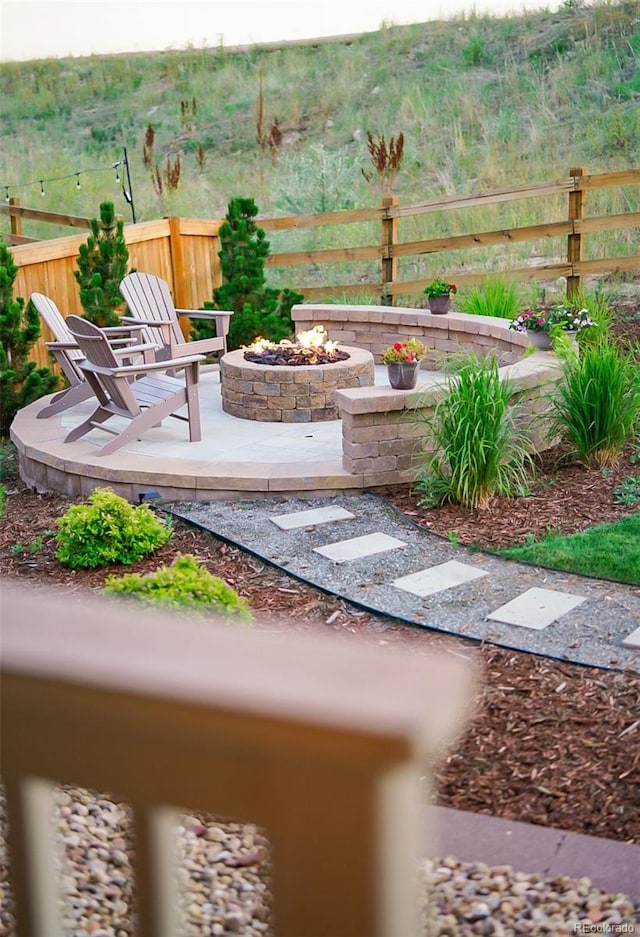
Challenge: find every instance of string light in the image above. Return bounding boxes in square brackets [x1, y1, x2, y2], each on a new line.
[2, 159, 126, 201]
[2, 150, 135, 224]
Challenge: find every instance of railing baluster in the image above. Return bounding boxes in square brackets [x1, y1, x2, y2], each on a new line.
[4, 777, 63, 937]
[132, 805, 182, 937]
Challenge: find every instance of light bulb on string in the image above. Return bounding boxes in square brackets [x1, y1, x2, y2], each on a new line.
[4, 187, 9, 203]
[76, 173, 81, 190]
[40, 180, 45, 197]
[114, 162, 121, 183]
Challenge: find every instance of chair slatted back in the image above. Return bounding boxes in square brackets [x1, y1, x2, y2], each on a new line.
[119, 273, 184, 346]
[66, 316, 141, 415]
[31, 293, 85, 378]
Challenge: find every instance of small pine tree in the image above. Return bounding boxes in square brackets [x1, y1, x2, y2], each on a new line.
[74, 201, 130, 327]
[0, 244, 58, 436]
[197, 197, 303, 350]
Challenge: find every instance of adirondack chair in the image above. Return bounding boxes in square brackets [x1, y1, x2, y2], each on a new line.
[64, 316, 204, 457]
[31, 293, 150, 419]
[119, 272, 232, 362]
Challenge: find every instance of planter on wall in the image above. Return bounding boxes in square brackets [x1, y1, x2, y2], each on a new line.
[427, 295, 452, 315]
[526, 330, 552, 350]
[387, 361, 420, 390]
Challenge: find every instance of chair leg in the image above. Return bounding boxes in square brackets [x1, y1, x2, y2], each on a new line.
[64, 408, 111, 443]
[185, 366, 202, 442]
[37, 382, 94, 419]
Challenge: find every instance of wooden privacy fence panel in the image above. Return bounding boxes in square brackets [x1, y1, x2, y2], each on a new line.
[10, 218, 223, 369]
[2, 582, 474, 937]
[4, 166, 638, 368]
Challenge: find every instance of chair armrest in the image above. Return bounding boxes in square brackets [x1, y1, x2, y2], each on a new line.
[175, 308, 234, 320]
[80, 354, 206, 377]
[112, 342, 160, 358]
[102, 325, 146, 336]
[121, 316, 173, 330]
[46, 340, 81, 351]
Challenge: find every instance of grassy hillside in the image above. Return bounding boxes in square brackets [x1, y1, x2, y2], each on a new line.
[1, 1, 639, 262]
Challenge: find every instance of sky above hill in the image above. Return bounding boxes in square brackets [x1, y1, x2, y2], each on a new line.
[2, 0, 563, 61]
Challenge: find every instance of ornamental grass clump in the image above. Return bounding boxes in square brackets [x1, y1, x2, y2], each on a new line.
[55, 487, 172, 569]
[103, 554, 253, 622]
[416, 352, 532, 509]
[456, 275, 522, 320]
[547, 337, 640, 468]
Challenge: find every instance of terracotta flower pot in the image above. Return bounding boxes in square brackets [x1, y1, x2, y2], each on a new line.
[387, 361, 419, 390]
[427, 294, 451, 315]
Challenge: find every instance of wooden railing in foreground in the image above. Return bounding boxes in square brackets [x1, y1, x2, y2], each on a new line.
[2, 582, 474, 937]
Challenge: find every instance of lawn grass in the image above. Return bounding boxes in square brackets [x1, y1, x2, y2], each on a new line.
[496, 514, 640, 584]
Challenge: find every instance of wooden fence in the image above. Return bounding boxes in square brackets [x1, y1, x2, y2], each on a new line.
[2, 166, 639, 369]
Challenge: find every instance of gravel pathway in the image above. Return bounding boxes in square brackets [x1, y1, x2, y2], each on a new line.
[1, 787, 638, 936]
[164, 494, 640, 673]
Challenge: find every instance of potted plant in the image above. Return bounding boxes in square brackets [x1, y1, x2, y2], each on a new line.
[381, 338, 427, 390]
[509, 305, 595, 350]
[423, 278, 457, 314]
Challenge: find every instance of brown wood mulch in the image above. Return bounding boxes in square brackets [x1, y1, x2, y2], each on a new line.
[2, 301, 639, 845]
[1, 440, 639, 847]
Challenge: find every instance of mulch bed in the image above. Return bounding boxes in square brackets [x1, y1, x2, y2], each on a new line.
[1, 299, 639, 845]
[2, 451, 639, 846]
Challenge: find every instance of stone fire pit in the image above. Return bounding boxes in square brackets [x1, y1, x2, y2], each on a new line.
[220, 345, 375, 422]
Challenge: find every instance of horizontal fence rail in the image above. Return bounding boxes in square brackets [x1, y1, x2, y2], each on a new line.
[2, 582, 474, 937]
[3, 166, 638, 369]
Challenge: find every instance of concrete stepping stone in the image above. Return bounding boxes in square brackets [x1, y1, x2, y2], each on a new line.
[488, 587, 586, 631]
[392, 559, 489, 597]
[622, 626, 640, 649]
[269, 505, 355, 530]
[314, 532, 407, 564]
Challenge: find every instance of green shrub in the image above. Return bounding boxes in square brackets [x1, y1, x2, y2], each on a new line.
[197, 197, 303, 350]
[74, 201, 130, 328]
[0, 244, 59, 435]
[455, 275, 523, 320]
[547, 337, 640, 467]
[103, 553, 253, 622]
[0, 438, 17, 481]
[55, 487, 172, 568]
[416, 352, 532, 509]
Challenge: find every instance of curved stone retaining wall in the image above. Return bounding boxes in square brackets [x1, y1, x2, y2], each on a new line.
[335, 355, 563, 487]
[292, 304, 529, 367]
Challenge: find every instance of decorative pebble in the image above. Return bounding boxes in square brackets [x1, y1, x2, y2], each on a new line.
[0, 785, 638, 937]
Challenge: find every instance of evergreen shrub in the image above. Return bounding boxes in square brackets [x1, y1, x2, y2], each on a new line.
[198, 197, 303, 350]
[0, 244, 58, 436]
[103, 553, 253, 622]
[55, 487, 172, 568]
[74, 201, 130, 327]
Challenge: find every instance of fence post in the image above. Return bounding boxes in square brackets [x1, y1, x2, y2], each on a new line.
[167, 216, 192, 339]
[566, 166, 586, 300]
[381, 196, 398, 306]
[9, 197, 22, 238]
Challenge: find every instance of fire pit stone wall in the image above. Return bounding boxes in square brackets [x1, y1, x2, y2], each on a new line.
[220, 346, 375, 422]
